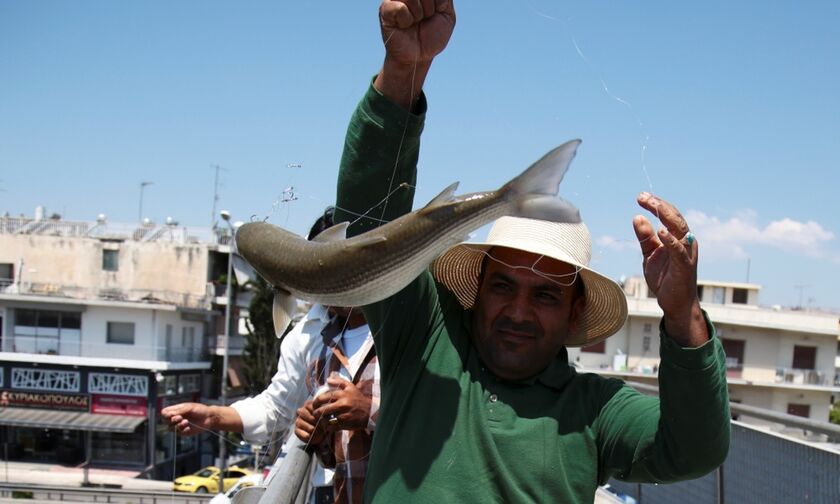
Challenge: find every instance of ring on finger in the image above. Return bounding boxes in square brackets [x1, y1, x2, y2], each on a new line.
[328, 414, 339, 426]
[684, 231, 695, 246]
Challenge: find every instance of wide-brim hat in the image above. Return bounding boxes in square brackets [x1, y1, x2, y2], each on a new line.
[430, 216, 628, 347]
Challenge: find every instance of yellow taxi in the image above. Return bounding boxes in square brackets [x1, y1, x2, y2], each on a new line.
[173, 465, 254, 493]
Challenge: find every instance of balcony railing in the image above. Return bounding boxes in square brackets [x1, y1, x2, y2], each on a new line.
[4, 335, 210, 363]
[775, 367, 829, 386]
[1, 281, 216, 311]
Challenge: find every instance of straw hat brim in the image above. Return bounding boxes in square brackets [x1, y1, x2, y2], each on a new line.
[430, 241, 628, 348]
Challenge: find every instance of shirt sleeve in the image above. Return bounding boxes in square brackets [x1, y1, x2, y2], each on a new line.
[334, 80, 433, 381]
[334, 78, 426, 238]
[595, 310, 730, 484]
[230, 307, 324, 445]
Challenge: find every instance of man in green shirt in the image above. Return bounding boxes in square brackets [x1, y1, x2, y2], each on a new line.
[320, 1, 729, 502]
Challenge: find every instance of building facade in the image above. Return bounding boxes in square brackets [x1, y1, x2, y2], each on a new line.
[568, 277, 840, 429]
[0, 213, 249, 478]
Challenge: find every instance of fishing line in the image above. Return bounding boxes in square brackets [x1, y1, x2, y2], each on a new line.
[461, 246, 582, 288]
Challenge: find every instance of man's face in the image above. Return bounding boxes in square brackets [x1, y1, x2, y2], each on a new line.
[472, 247, 584, 381]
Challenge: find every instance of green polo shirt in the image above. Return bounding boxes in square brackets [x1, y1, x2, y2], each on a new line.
[335, 83, 730, 504]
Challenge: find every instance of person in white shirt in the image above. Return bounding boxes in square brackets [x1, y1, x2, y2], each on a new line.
[162, 207, 379, 504]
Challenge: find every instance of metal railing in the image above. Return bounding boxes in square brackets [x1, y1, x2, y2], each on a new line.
[0, 482, 213, 503]
[775, 367, 829, 386]
[605, 381, 840, 504]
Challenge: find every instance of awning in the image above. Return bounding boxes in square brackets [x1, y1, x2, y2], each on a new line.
[0, 408, 146, 433]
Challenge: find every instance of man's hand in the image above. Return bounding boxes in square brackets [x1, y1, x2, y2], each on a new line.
[375, 0, 456, 110]
[379, 0, 456, 65]
[633, 192, 708, 347]
[312, 376, 373, 432]
[295, 400, 328, 446]
[161, 402, 217, 437]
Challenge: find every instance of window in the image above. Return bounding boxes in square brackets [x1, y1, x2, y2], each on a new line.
[581, 340, 606, 353]
[712, 287, 725, 304]
[0, 263, 13, 285]
[161, 375, 177, 396]
[787, 404, 811, 418]
[696, 285, 704, 301]
[13, 309, 81, 355]
[107, 322, 135, 344]
[643, 323, 652, 333]
[642, 336, 651, 352]
[102, 249, 119, 272]
[792, 345, 817, 370]
[732, 288, 748, 304]
[178, 374, 201, 394]
[720, 338, 745, 377]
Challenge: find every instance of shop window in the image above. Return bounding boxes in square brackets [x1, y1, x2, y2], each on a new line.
[582, 340, 606, 353]
[102, 249, 119, 272]
[178, 374, 201, 394]
[160, 375, 177, 396]
[732, 288, 748, 304]
[91, 431, 145, 465]
[107, 322, 135, 345]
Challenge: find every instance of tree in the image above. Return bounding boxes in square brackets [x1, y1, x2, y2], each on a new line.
[831, 402, 840, 425]
[241, 276, 282, 396]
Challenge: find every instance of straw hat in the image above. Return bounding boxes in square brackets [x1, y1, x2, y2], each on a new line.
[430, 216, 628, 347]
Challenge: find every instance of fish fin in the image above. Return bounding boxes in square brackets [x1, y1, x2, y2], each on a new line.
[272, 289, 297, 338]
[347, 234, 388, 250]
[311, 222, 348, 243]
[503, 139, 580, 197]
[518, 196, 582, 223]
[502, 139, 582, 223]
[424, 181, 460, 208]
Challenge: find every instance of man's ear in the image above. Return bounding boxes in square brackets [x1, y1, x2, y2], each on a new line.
[569, 290, 587, 332]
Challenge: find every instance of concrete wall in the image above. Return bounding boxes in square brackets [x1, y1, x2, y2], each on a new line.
[0, 234, 212, 307]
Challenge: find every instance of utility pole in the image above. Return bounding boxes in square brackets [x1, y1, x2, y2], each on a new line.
[218, 210, 235, 487]
[138, 181, 153, 222]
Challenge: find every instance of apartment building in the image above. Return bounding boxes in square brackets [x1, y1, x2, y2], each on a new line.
[568, 277, 840, 426]
[0, 212, 248, 477]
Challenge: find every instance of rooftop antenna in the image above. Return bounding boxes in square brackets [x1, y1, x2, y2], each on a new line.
[211, 164, 226, 229]
[138, 181, 153, 222]
[794, 284, 809, 309]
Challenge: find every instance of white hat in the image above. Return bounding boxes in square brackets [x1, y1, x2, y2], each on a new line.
[430, 216, 628, 347]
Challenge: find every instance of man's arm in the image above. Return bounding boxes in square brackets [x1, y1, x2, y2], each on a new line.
[161, 402, 244, 437]
[595, 193, 730, 483]
[334, 0, 455, 237]
[228, 306, 325, 444]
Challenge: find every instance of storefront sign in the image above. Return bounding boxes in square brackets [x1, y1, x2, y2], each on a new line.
[0, 389, 89, 411]
[91, 394, 148, 417]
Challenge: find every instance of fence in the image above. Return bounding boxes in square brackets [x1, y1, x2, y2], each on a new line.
[607, 384, 840, 504]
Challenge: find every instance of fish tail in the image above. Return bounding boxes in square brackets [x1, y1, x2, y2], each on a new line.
[501, 139, 582, 223]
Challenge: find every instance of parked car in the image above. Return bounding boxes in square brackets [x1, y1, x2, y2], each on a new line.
[208, 473, 264, 504]
[173, 465, 255, 494]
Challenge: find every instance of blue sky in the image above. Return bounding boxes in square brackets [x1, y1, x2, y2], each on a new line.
[2, 1, 838, 311]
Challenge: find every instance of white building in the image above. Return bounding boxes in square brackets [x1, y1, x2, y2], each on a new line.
[0, 212, 248, 477]
[569, 277, 840, 426]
